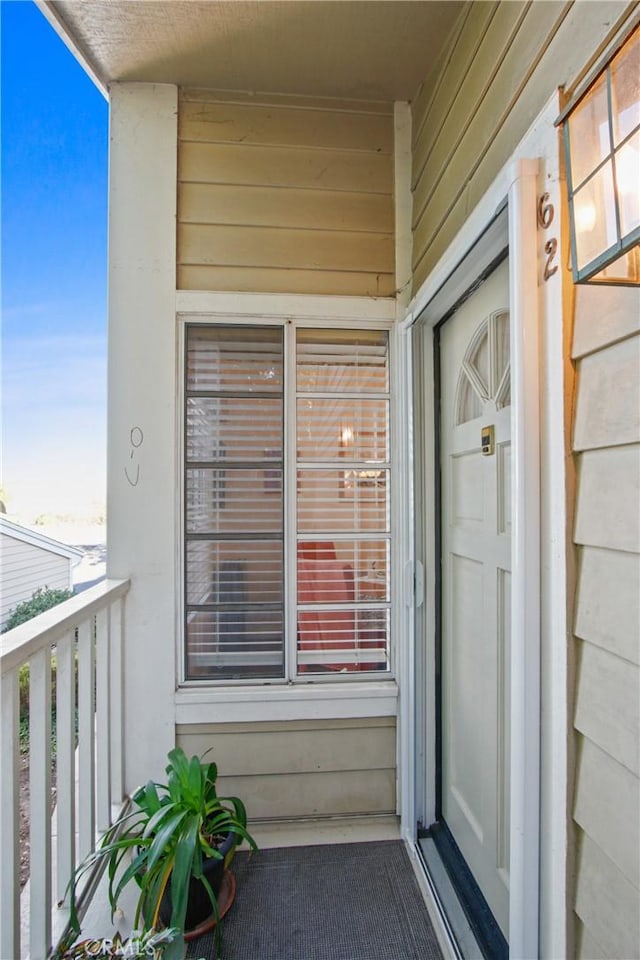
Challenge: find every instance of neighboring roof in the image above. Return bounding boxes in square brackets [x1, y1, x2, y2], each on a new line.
[0, 517, 84, 561]
[37, 0, 464, 101]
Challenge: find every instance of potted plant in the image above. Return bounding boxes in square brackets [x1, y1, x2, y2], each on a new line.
[67, 747, 257, 959]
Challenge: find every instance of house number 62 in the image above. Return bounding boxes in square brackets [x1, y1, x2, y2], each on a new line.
[538, 193, 558, 282]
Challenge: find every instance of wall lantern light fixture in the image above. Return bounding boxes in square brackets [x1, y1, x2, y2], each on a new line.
[558, 23, 640, 285]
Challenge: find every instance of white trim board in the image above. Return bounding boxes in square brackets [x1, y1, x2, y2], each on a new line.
[175, 681, 398, 724]
[412, 207, 508, 329]
[176, 290, 395, 321]
[394, 101, 413, 316]
[507, 157, 541, 960]
[35, 1, 108, 98]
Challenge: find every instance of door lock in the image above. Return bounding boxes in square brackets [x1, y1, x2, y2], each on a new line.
[481, 424, 495, 456]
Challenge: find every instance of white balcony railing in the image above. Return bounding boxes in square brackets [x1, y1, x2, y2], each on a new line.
[0, 578, 130, 960]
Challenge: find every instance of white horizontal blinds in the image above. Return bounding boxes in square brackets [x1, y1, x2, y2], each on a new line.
[185, 326, 284, 679]
[296, 329, 391, 674]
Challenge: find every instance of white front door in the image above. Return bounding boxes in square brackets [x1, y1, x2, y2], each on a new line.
[439, 257, 511, 937]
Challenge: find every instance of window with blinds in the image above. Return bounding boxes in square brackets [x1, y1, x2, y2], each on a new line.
[184, 323, 391, 681]
[185, 326, 284, 680]
[296, 329, 390, 674]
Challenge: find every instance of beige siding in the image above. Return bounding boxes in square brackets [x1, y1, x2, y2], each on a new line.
[575, 547, 640, 665]
[574, 736, 639, 885]
[573, 284, 640, 358]
[0, 534, 71, 628]
[410, 1, 636, 290]
[574, 832, 640, 960]
[178, 90, 395, 296]
[575, 917, 611, 960]
[573, 337, 640, 451]
[176, 716, 396, 821]
[575, 641, 640, 775]
[575, 445, 640, 554]
[571, 285, 640, 955]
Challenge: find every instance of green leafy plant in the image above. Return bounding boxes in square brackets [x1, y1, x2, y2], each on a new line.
[68, 747, 257, 959]
[17, 654, 79, 755]
[3, 585, 74, 632]
[7, 588, 74, 752]
[5, 588, 76, 754]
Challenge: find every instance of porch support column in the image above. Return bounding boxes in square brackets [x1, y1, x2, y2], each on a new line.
[508, 157, 541, 960]
[107, 82, 178, 790]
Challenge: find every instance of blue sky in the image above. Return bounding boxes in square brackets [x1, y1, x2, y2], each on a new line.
[1, 0, 108, 519]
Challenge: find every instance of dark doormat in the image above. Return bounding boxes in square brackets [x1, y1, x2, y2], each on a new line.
[187, 840, 443, 960]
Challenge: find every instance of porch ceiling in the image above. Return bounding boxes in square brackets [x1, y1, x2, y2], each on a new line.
[40, 0, 464, 102]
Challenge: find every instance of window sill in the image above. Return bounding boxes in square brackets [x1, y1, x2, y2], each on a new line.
[174, 680, 399, 724]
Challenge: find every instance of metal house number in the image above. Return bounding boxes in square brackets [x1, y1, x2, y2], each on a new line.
[538, 192, 558, 282]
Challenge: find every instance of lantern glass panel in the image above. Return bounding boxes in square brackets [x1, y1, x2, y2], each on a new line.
[573, 161, 616, 270]
[611, 29, 640, 145]
[568, 73, 610, 188]
[590, 246, 640, 284]
[615, 130, 640, 236]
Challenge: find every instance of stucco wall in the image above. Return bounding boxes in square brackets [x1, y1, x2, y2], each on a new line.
[177, 89, 395, 296]
[410, 0, 637, 293]
[571, 284, 640, 959]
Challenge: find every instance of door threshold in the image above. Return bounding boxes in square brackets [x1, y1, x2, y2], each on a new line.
[416, 836, 484, 960]
[250, 813, 400, 849]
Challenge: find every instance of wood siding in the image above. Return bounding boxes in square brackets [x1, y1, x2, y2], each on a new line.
[0, 535, 71, 628]
[177, 716, 396, 821]
[571, 285, 640, 958]
[410, 1, 636, 291]
[177, 90, 395, 296]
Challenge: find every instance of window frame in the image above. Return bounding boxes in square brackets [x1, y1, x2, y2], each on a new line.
[176, 298, 399, 708]
[184, 322, 286, 681]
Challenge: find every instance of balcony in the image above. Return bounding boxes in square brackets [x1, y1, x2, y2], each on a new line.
[1, 578, 447, 960]
[1, 579, 130, 959]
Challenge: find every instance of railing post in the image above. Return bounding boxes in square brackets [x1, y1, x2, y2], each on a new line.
[77, 619, 96, 863]
[96, 606, 111, 832]
[110, 597, 125, 804]
[56, 630, 76, 903]
[1, 669, 20, 960]
[29, 647, 52, 960]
